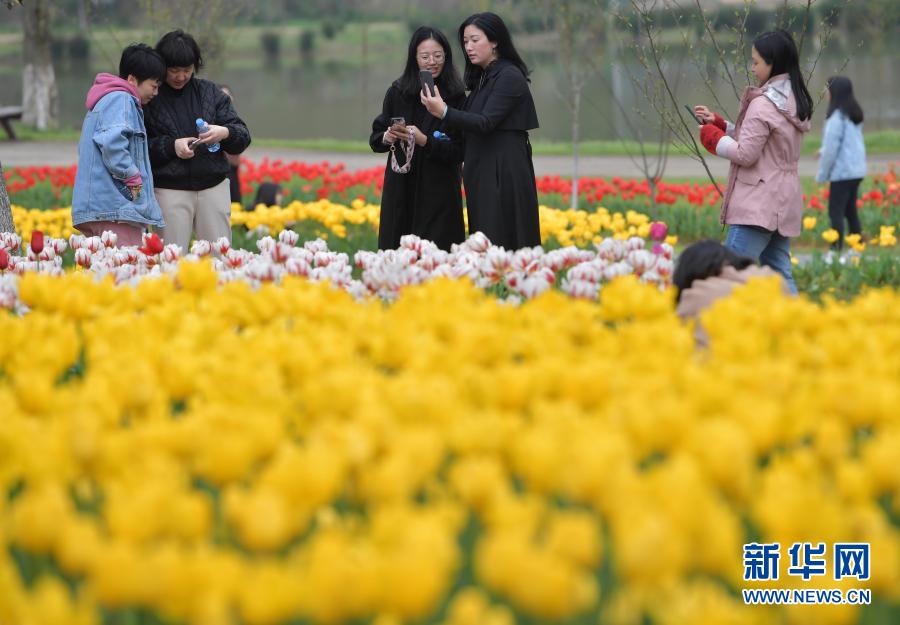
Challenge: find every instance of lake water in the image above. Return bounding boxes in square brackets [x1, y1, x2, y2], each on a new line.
[7, 43, 899, 143]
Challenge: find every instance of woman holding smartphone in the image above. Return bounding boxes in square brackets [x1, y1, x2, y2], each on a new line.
[144, 30, 251, 250]
[421, 12, 540, 250]
[369, 26, 466, 251]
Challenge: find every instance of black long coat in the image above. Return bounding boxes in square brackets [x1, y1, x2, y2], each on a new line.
[444, 59, 541, 250]
[369, 80, 466, 251]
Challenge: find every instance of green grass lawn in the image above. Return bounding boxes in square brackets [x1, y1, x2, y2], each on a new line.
[158, 130, 900, 156]
[15, 128, 900, 158]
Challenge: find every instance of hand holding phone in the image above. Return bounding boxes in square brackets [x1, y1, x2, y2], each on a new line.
[175, 137, 198, 159]
[419, 70, 436, 98]
[388, 117, 409, 142]
[684, 104, 703, 124]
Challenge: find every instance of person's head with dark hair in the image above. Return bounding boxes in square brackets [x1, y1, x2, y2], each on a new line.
[751, 29, 813, 122]
[118, 43, 166, 105]
[825, 76, 864, 125]
[673, 240, 755, 302]
[458, 12, 530, 91]
[253, 182, 282, 208]
[396, 26, 465, 99]
[155, 30, 203, 91]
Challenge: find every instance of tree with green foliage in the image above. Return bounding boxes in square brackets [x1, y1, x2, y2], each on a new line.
[134, 0, 247, 63]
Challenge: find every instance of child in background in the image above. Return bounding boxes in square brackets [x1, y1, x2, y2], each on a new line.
[252, 182, 283, 209]
[816, 76, 867, 251]
[71, 44, 166, 246]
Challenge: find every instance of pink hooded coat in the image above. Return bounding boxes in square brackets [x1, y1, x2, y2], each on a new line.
[718, 74, 811, 237]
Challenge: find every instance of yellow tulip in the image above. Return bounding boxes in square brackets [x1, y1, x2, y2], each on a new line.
[0, 265, 898, 625]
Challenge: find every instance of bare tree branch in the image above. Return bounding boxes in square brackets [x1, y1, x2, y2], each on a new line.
[795, 0, 814, 57]
[689, 0, 742, 102]
[629, 0, 723, 195]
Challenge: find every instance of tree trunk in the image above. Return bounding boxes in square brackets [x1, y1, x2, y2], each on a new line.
[571, 86, 580, 211]
[22, 0, 59, 131]
[0, 162, 15, 234]
[361, 20, 369, 123]
[76, 0, 90, 34]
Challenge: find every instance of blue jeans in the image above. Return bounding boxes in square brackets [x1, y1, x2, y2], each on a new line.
[725, 224, 798, 294]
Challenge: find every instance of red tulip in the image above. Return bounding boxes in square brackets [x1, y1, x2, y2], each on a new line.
[30, 231, 44, 255]
[147, 233, 164, 254]
[0, 248, 8, 270]
[139, 232, 165, 256]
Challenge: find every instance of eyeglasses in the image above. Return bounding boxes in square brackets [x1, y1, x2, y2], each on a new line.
[418, 53, 445, 62]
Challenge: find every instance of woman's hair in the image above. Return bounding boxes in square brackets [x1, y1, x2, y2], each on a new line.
[458, 12, 530, 91]
[155, 30, 203, 71]
[118, 43, 166, 83]
[752, 29, 813, 122]
[673, 240, 755, 302]
[825, 76, 864, 124]
[253, 182, 282, 208]
[396, 26, 465, 99]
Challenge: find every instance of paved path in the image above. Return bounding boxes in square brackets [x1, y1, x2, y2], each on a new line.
[1, 140, 897, 178]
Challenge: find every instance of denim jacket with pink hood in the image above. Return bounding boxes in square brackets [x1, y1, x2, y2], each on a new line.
[71, 73, 164, 228]
[715, 74, 811, 237]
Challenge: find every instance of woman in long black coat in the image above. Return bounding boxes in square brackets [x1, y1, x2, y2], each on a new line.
[422, 12, 540, 250]
[369, 26, 467, 251]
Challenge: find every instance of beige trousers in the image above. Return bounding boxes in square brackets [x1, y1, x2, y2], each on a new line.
[155, 178, 231, 251]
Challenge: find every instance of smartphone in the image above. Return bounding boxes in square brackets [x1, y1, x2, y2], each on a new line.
[390, 116, 406, 127]
[684, 104, 703, 124]
[419, 70, 436, 97]
[188, 138, 201, 148]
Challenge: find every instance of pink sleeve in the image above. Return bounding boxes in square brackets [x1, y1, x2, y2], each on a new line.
[124, 172, 143, 186]
[727, 98, 773, 168]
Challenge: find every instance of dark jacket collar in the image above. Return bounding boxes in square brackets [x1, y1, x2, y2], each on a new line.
[485, 58, 515, 77]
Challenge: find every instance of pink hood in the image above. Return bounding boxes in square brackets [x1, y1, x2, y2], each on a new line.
[86, 73, 140, 110]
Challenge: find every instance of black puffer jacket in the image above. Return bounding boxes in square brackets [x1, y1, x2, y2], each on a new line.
[144, 77, 251, 191]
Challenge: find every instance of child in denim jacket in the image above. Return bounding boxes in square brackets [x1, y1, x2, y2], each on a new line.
[72, 44, 166, 246]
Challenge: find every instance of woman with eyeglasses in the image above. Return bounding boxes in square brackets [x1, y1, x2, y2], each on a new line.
[369, 26, 467, 251]
[421, 12, 540, 250]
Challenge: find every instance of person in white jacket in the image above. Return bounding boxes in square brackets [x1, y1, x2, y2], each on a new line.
[816, 76, 867, 251]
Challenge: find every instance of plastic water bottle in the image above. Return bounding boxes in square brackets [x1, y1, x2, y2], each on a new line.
[432, 131, 450, 142]
[195, 118, 220, 153]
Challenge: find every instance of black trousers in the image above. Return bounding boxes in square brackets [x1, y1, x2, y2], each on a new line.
[827, 178, 863, 249]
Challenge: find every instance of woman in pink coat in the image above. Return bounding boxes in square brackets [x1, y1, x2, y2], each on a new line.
[694, 29, 814, 294]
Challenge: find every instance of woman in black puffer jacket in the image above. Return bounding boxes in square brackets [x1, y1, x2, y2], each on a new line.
[144, 30, 251, 250]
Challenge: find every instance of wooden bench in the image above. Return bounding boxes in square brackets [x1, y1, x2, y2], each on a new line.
[0, 106, 23, 140]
